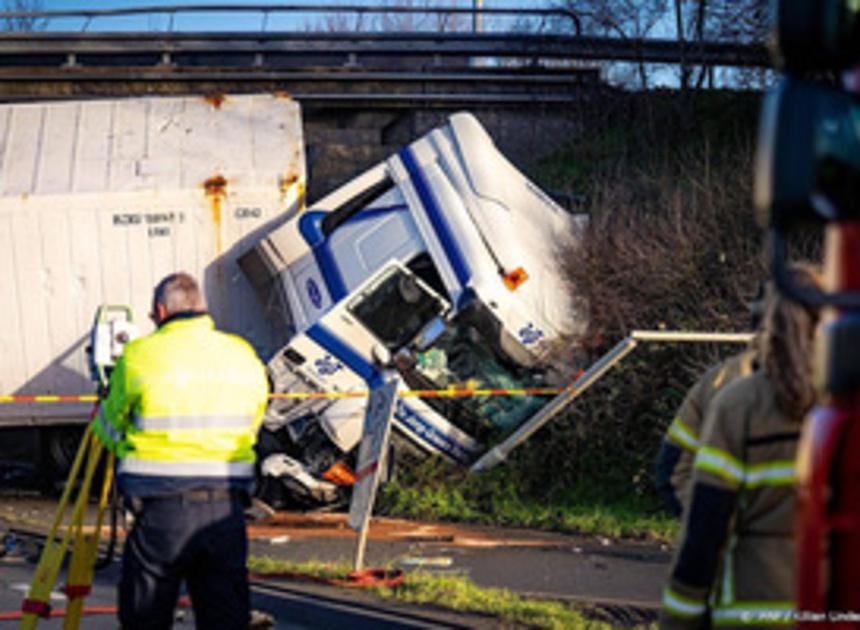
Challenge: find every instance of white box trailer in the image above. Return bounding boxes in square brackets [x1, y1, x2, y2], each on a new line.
[0, 94, 306, 437]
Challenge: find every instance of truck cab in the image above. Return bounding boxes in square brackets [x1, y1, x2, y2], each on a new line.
[240, 112, 584, 506]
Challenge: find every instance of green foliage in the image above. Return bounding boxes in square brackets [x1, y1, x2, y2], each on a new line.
[373, 572, 609, 629]
[247, 556, 351, 581]
[378, 457, 678, 542]
[249, 555, 610, 629]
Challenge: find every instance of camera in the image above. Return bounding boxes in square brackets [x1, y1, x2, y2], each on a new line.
[771, 0, 859, 72]
[755, 0, 860, 307]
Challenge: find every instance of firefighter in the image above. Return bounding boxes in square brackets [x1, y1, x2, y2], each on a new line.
[92, 272, 269, 630]
[655, 285, 767, 517]
[660, 267, 821, 628]
[655, 350, 757, 516]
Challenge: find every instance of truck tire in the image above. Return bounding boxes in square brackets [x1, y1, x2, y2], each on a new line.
[41, 426, 85, 488]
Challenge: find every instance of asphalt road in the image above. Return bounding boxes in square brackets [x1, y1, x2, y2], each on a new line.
[0, 467, 670, 628]
[0, 559, 497, 629]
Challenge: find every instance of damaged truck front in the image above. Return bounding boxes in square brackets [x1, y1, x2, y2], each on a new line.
[241, 113, 585, 508]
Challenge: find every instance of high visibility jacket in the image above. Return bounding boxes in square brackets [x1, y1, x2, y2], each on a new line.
[660, 351, 757, 514]
[661, 370, 801, 629]
[92, 314, 269, 489]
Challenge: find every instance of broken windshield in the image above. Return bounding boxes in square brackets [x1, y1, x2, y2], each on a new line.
[349, 265, 447, 352]
[408, 313, 546, 435]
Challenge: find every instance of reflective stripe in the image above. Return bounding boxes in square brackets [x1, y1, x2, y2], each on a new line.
[95, 407, 123, 447]
[745, 461, 796, 487]
[133, 414, 255, 431]
[662, 587, 707, 618]
[695, 446, 745, 486]
[667, 417, 700, 452]
[713, 602, 794, 626]
[721, 537, 736, 606]
[119, 457, 254, 478]
[696, 447, 797, 489]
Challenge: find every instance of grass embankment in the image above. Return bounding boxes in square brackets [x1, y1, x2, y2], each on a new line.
[377, 458, 678, 543]
[248, 556, 613, 629]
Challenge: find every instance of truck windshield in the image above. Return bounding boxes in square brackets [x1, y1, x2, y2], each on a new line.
[409, 316, 545, 434]
[349, 266, 446, 352]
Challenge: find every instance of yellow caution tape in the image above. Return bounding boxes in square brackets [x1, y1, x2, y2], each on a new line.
[1, 387, 563, 404]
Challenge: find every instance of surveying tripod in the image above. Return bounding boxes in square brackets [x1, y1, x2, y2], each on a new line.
[19, 306, 138, 630]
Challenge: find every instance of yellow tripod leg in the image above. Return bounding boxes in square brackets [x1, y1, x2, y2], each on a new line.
[19, 422, 102, 630]
[63, 451, 114, 630]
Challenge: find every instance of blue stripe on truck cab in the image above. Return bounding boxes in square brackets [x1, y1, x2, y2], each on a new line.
[299, 211, 349, 302]
[399, 147, 471, 290]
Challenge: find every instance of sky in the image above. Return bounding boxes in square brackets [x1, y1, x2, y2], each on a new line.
[24, 1, 553, 33]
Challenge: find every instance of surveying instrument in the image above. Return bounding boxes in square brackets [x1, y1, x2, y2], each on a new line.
[18, 306, 138, 629]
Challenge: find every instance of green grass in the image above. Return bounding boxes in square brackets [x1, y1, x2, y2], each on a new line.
[248, 556, 352, 581]
[248, 556, 612, 629]
[376, 459, 679, 543]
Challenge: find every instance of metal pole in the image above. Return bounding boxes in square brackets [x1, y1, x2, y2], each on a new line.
[348, 376, 398, 572]
[471, 336, 639, 472]
[473, 0, 483, 34]
[630, 330, 754, 344]
[352, 516, 370, 572]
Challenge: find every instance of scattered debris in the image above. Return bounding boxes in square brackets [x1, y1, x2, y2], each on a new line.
[399, 556, 453, 568]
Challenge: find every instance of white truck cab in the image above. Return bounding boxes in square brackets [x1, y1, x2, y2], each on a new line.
[241, 112, 585, 506]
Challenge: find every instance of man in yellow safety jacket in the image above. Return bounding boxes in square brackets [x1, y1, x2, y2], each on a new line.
[92, 272, 269, 630]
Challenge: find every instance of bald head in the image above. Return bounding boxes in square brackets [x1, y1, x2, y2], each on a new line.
[151, 272, 207, 324]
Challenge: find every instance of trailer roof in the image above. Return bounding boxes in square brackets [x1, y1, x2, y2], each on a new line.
[0, 93, 303, 197]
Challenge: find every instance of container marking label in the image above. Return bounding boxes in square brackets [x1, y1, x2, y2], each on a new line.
[111, 211, 186, 238]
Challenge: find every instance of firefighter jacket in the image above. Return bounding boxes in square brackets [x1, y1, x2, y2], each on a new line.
[656, 351, 757, 516]
[92, 314, 269, 495]
[661, 370, 801, 629]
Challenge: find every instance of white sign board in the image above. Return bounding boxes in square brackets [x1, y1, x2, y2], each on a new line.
[348, 377, 397, 532]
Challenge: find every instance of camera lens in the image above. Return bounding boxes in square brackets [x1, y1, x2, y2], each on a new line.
[774, 0, 860, 71]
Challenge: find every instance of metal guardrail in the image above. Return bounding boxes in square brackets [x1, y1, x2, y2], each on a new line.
[0, 5, 768, 106]
[471, 330, 756, 471]
[0, 33, 767, 68]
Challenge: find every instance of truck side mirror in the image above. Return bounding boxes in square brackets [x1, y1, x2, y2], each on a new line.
[413, 316, 446, 352]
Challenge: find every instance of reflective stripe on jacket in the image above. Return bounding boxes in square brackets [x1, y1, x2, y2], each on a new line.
[92, 314, 269, 481]
[664, 350, 757, 513]
[661, 370, 801, 629]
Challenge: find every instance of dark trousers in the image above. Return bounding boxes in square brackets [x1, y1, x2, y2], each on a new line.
[119, 496, 249, 630]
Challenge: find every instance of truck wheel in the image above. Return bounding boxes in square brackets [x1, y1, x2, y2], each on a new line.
[41, 426, 85, 488]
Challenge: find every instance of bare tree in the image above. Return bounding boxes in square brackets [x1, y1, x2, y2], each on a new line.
[4, 0, 46, 31]
[378, 0, 470, 34]
[676, 0, 770, 89]
[553, 0, 670, 89]
[306, 0, 470, 34]
[315, 10, 371, 33]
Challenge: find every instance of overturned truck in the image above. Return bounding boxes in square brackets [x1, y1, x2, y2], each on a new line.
[0, 93, 583, 500]
[240, 112, 585, 508]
